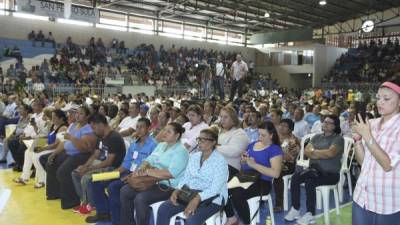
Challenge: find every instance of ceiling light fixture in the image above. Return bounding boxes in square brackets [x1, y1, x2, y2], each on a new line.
[264, 12, 270, 18]
[319, 0, 327, 6]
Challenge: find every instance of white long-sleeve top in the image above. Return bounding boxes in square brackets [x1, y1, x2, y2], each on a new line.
[217, 127, 250, 170]
[181, 121, 209, 152]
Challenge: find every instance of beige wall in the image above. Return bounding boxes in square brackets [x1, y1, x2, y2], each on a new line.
[0, 15, 256, 61]
[255, 44, 347, 88]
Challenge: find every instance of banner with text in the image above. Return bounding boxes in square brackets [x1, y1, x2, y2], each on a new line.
[16, 0, 99, 23]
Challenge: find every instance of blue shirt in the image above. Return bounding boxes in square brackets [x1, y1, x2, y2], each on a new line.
[47, 129, 57, 145]
[304, 113, 320, 128]
[64, 123, 94, 155]
[242, 142, 283, 181]
[121, 135, 157, 171]
[178, 150, 228, 206]
[145, 142, 189, 188]
[244, 127, 259, 143]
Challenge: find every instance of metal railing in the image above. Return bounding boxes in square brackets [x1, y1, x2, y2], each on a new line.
[25, 83, 122, 98]
[320, 82, 381, 91]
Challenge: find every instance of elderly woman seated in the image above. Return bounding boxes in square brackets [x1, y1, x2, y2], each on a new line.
[157, 127, 228, 225]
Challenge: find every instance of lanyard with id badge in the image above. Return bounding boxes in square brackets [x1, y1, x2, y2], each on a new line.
[130, 151, 139, 171]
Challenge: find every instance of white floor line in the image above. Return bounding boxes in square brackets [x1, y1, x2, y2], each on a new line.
[314, 201, 353, 219]
[0, 188, 12, 213]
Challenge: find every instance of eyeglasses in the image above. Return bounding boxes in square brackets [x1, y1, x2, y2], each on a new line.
[196, 137, 215, 143]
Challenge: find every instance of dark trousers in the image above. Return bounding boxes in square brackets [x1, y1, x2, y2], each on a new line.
[227, 180, 271, 224]
[92, 171, 130, 225]
[273, 162, 296, 207]
[214, 76, 225, 101]
[352, 202, 400, 225]
[0, 116, 19, 137]
[45, 151, 91, 209]
[120, 183, 173, 225]
[290, 170, 339, 215]
[230, 79, 243, 101]
[39, 152, 51, 170]
[224, 165, 239, 219]
[8, 137, 27, 168]
[157, 201, 221, 225]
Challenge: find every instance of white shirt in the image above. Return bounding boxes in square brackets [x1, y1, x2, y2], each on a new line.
[33, 82, 45, 92]
[3, 102, 17, 118]
[118, 116, 139, 132]
[231, 60, 248, 81]
[216, 62, 225, 77]
[217, 128, 250, 170]
[181, 121, 209, 151]
[293, 120, 310, 139]
[25, 112, 48, 138]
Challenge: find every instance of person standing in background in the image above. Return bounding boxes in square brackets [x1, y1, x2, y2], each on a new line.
[215, 55, 226, 101]
[229, 54, 248, 102]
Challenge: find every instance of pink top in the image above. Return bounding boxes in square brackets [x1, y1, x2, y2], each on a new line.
[353, 114, 400, 214]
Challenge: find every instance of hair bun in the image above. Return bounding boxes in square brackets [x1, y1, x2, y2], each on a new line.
[180, 127, 186, 134]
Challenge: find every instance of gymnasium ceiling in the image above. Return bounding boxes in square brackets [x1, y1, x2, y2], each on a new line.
[77, 0, 400, 33]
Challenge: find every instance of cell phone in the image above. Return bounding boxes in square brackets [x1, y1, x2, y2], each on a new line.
[354, 101, 367, 123]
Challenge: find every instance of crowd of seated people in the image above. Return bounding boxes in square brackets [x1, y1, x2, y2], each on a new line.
[1, 72, 393, 225]
[1, 34, 242, 95]
[323, 37, 400, 85]
[28, 30, 56, 48]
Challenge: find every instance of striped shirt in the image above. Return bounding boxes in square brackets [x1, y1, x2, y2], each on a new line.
[353, 114, 400, 215]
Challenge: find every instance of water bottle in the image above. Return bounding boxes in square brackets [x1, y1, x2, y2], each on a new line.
[265, 216, 272, 225]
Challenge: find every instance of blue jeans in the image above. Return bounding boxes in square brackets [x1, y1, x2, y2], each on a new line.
[352, 202, 400, 225]
[157, 200, 221, 225]
[92, 171, 130, 225]
[71, 166, 113, 205]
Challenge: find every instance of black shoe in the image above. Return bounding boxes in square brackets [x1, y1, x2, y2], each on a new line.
[8, 162, 15, 168]
[0, 159, 7, 164]
[12, 166, 22, 172]
[46, 196, 59, 200]
[85, 214, 111, 223]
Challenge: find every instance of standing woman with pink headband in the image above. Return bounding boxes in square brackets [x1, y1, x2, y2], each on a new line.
[352, 78, 400, 225]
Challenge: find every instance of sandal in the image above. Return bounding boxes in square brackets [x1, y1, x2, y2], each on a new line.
[13, 178, 27, 185]
[34, 182, 45, 189]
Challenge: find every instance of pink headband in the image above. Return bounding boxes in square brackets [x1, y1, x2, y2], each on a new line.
[381, 82, 400, 94]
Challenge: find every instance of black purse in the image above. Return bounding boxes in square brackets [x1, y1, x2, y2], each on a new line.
[177, 185, 219, 207]
[236, 170, 260, 183]
[177, 185, 201, 205]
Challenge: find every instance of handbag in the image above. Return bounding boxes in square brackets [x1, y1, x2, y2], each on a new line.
[177, 184, 201, 205]
[236, 170, 260, 183]
[128, 173, 161, 192]
[177, 185, 219, 207]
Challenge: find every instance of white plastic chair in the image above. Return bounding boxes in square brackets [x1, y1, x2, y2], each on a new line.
[316, 184, 340, 225]
[315, 137, 354, 225]
[247, 194, 275, 225]
[150, 201, 165, 224]
[282, 174, 293, 211]
[168, 211, 225, 225]
[283, 133, 316, 211]
[296, 133, 317, 168]
[338, 137, 355, 202]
